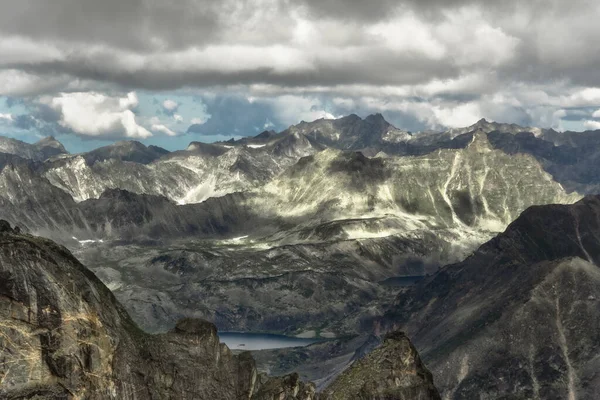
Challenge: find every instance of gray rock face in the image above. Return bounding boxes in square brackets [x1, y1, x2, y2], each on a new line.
[486, 129, 600, 194]
[3, 115, 600, 199]
[410, 118, 600, 195]
[40, 132, 574, 337]
[321, 331, 441, 400]
[382, 195, 600, 399]
[270, 115, 600, 195]
[252, 373, 317, 400]
[0, 221, 317, 399]
[81, 140, 169, 165]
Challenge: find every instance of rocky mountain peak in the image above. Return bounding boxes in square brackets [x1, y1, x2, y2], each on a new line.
[255, 129, 277, 140]
[363, 113, 393, 133]
[80, 140, 169, 165]
[174, 317, 218, 338]
[35, 136, 67, 152]
[321, 329, 441, 399]
[0, 136, 68, 161]
[342, 113, 362, 121]
[112, 139, 146, 149]
[464, 118, 496, 133]
[381, 194, 600, 398]
[364, 112, 388, 123]
[0, 219, 15, 233]
[185, 141, 231, 156]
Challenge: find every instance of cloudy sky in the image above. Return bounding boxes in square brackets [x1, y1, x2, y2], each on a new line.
[1, 0, 600, 152]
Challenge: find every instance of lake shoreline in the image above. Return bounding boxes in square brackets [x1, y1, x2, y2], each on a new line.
[218, 331, 325, 351]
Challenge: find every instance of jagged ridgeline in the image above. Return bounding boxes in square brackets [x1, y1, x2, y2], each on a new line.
[0, 221, 440, 399]
[0, 117, 586, 237]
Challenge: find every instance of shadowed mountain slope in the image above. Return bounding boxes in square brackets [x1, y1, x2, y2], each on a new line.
[382, 195, 600, 399]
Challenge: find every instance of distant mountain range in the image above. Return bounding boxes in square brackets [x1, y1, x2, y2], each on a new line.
[4, 114, 599, 203]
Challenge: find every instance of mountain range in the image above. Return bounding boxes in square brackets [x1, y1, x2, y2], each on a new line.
[1, 114, 600, 398]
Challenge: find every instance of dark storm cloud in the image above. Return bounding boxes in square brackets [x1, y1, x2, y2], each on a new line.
[560, 108, 594, 122]
[299, 0, 596, 21]
[0, 0, 221, 51]
[12, 114, 37, 130]
[1, 0, 600, 93]
[1, 0, 600, 137]
[7, 48, 460, 92]
[298, 0, 401, 21]
[14, 106, 73, 137]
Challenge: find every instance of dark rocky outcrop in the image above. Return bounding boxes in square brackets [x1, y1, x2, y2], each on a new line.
[381, 195, 600, 399]
[252, 373, 317, 400]
[82, 141, 169, 165]
[0, 221, 317, 399]
[321, 331, 441, 400]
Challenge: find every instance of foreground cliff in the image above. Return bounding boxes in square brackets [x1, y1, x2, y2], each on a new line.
[321, 331, 441, 400]
[0, 221, 316, 399]
[0, 220, 438, 399]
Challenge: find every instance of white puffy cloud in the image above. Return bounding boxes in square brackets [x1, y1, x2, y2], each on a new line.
[262, 95, 338, 125]
[584, 120, 600, 130]
[263, 119, 275, 129]
[149, 116, 177, 136]
[431, 102, 482, 128]
[162, 99, 178, 112]
[151, 123, 177, 136]
[174, 114, 184, 123]
[191, 117, 207, 125]
[0, 113, 13, 122]
[366, 15, 446, 60]
[592, 109, 600, 118]
[435, 8, 519, 67]
[559, 88, 600, 108]
[43, 92, 151, 138]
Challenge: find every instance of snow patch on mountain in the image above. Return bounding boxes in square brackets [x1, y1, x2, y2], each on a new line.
[72, 236, 105, 245]
[177, 174, 219, 205]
